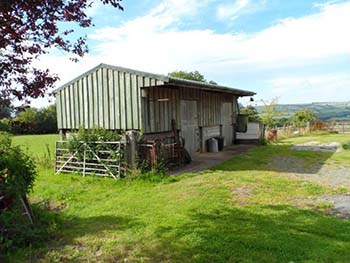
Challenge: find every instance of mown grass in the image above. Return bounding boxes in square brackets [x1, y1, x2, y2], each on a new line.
[5, 133, 350, 262]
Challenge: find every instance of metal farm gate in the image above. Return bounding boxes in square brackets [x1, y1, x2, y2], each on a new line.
[55, 141, 126, 179]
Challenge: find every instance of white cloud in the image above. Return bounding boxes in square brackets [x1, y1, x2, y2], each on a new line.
[267, 74, 350, 104]
[217, 0, 254, 21]
[32, 0, 350, 107]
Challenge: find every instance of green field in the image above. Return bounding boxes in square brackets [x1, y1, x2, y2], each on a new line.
[6, 133, 350, 262]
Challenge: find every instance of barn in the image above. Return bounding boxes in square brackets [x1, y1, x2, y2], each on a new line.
[55, 63, 255, 157]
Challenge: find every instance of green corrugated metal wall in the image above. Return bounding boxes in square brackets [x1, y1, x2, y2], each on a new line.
[56, 66, 163, 130]
[57, 65, 238, 133]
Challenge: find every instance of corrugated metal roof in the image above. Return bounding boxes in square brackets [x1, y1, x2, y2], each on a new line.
[167, 77, 255, 96]
[54, 63, 256, 96]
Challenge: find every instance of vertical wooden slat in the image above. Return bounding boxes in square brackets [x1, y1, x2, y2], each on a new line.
[125, 73, 132, 129]
[108, 69, 115, 130]
[149, 87, 155, 132]
[98, 68, 104, 128]
[103, 68, 109, 129]
[79, 77, 84, 128]
[56, 93, 62, 129]
[131, 74, 139, 130]
[119, 72, 126, 130]
[114, 70, 121, 129]
[137, 76, 143, 130]
[74, 81, 79, 129]
[65, 86, 71, 129]
[93, 71, 99, 127]
[82, 75, 88, 128]
[61, 90, 66, 129]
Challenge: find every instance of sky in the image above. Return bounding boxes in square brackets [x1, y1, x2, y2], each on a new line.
[33, 0, 350, 107]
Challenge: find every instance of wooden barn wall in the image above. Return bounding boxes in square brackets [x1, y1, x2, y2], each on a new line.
[179, 87, 235, 127]
[141, 86, 179, 133]
[142, 86, 238, 133]
[56, 67, 164, 130]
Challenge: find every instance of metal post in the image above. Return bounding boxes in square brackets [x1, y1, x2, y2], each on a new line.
[83, 143, 86, 177]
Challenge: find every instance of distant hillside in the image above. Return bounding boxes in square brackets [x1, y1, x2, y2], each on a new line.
[256, 101, 350, 121]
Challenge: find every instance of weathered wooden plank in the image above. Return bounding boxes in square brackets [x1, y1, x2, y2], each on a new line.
[98, 68, 104, 127]
[137, 76, 143, 130]
[125, 72, 133, 129]
[114, 70, 121, 129]
[103, 68, 109, 129]
[65, 86, 71, 129]
[56, 93, 62, 129]
[149, 87, 155, 132]
[61, 90, 66, 128]
[93, 71, 99, 127]
[73, 81, 79, 129]
[79, 78, 84, 128]
[119, 72, 126, 130]
[87, 74, 93, 128]
[82, 76, 87, 128]
[108, 69, 115, 130]
[131, 74, 139, 130]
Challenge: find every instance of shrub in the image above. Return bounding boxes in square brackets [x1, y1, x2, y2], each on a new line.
[343, 142, 350, 150]
[0, 132, 36, 197]
[68, 127, 123, 160]
[0, 132, 38, 250]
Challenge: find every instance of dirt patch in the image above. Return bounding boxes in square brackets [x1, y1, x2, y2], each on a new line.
[291, 141, 341, 152]
[31, 197, 67, 212]
[318, 195, 350, 219]
[271, 156, 317, 174]
[232, 185, 256, 205]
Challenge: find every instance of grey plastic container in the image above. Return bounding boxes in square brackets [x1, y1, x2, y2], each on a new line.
[207, 138, 219, 153]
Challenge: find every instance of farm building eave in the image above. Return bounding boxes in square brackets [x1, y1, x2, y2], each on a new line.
[167, 77, 255, 97]
[53, 63, 256, 96]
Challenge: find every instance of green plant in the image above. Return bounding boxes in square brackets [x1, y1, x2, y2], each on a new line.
[292, 109, 317, 127]
[0, 199, 61, 251]
[240, 105, 261, 122]
[260, 98, 280, 129]
[342, 142, 350, 150]
[0, 132, 38, 251]
[36, 144, 53, 169]
[0, 132, 36, 197]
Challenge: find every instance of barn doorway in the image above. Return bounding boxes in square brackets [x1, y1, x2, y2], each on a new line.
[180, 100, 200, 155]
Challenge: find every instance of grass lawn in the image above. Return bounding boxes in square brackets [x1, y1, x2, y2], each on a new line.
[6, 133, 350, 262]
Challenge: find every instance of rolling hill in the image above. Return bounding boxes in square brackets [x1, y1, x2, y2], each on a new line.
[256, 101, 350, 121]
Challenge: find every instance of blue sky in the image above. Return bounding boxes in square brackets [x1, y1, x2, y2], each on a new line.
[34, 0, 350, 107]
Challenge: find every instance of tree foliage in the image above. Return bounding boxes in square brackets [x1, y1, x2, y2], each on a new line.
[260, 98, 280, 129]
[0, 0, 123, 103]
[292, 109, 316, 127]
[240, 105, 261, 122]
[0, 132, 36, 197]
[168, 70, 218, 84]
[0, 105, 57, 134]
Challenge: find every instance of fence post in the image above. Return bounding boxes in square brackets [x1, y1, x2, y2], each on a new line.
[83, 143, 86, 177]
[126, 130, 139, 169]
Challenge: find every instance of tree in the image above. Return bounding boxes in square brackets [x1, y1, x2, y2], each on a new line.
[292, 109, 316, 127]
[0, 0, 123, 103]
[168, 70, 219, 85]
[0, 98, 13, 119]
[260, 98, 280, 129]
[169, 70, 207, 82]
[240, 105, 261, 122]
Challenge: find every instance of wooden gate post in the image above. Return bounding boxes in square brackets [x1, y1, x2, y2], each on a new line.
[126, 131, 139, 168]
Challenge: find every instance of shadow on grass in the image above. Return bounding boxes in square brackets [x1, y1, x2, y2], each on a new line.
[210, 144, 335, 174]
[137, 205, 350, 262]
[3, 203, 141, 262]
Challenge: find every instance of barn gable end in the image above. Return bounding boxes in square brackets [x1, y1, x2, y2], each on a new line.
[56, 64, 165, 131]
